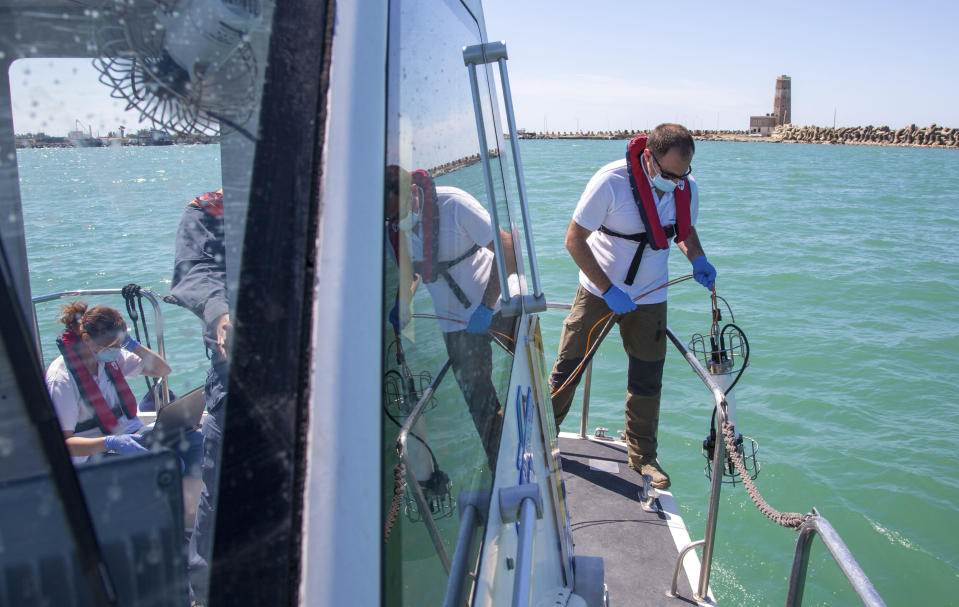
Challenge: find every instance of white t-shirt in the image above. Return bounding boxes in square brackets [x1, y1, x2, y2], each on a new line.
[46, 350, 145, 439]
[571, 158, 699, 304]
[408, 186, 495, 333]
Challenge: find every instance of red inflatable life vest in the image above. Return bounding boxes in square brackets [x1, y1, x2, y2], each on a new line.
[409, 170, 479, 308]
[56, 330, 138, 434]
[624, 136, 691, 249]
[410, 170, 440, 282]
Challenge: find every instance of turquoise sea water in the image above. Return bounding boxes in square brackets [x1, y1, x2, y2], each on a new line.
[525, 139, 959, 606]
[16, 141, 959, 605]
[19, 145, 221, 395]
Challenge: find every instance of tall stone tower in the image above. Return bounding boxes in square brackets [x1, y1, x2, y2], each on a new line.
[773, 75, 791, 126]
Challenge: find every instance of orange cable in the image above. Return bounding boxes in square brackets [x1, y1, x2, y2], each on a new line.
[549, 275, 696, 399]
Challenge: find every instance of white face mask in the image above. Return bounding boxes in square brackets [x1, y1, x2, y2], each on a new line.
[651, 173, 678, 193]
[95, 347, 122, 363]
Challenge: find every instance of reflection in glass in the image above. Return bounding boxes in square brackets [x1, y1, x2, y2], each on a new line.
[0, 0, 273, 604]
[381, 1, 521, 605]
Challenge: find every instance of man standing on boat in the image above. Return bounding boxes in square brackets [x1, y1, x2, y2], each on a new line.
[549, 123, 717, 489]
[170, 188, 230, 605]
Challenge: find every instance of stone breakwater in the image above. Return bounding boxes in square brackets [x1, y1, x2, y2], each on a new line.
[513, 125, 958, 148]
[775, 123, 959, 147]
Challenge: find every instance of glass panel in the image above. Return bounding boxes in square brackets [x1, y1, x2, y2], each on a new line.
[0, 1, 274, 604]
[382, 1, 520, 604]
[481, 61, 531, 303]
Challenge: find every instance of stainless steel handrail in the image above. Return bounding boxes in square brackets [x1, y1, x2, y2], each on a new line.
[511, 496, 538, 607]
[578, 362, 593, 439]
[396, 358, 454, 573]
[544, 302, 597, 438]
[463, 43, 520, 317]
[787, 510, 887, 607]
[488, 41, 546, 314]
[664, 326, 727, 601]
[668, 539, 705, 598]
[442, 501, 481, 607]
[32, 288, 171, 408]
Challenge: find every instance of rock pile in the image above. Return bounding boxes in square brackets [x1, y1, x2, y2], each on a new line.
[775, 123, 959, 147]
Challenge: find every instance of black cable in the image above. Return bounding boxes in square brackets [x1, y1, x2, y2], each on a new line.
[206, 111, 257, 143]
[122, 284, 158, 401]
[136, 295, 151, 348]
[704, 322, 750, 465]
[122, 284, 141, 341]
[721, 323, 749, 395]
[714, 295, 735, 323]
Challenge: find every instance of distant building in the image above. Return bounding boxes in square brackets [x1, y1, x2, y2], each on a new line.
[773, 75, 791, 125]
[136, 129, 174, 146]
[749, 75, 791, 136]
[749, 114, 777, 136]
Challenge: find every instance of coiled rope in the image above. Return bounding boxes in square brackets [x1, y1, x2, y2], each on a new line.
[721, 421, 810, 528]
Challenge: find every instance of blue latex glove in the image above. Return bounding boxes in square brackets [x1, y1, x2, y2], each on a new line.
[602, 285, 637, 315]
[120, 334, 140, 352]
[389, 302, 400, 333]
[692, 256, 717, 290]
[104, 434, 148, 455]
[466, 304, 494, 334]
[389, 299, 411, 333]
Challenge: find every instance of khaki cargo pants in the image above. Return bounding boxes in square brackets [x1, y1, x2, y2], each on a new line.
[549, 285, 667, 467]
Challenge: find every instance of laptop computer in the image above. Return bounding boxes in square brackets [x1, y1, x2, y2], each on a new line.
[138, 386, 206, 446]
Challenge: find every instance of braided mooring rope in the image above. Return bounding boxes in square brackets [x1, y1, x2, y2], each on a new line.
[383, 461, 406, 543]
[722, 422, 810, 529]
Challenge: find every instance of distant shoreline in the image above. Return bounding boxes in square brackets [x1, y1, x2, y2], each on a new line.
[514, 123, 959, 149]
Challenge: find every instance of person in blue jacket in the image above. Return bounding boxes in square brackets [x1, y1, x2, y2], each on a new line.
[170, 189, 230, 606]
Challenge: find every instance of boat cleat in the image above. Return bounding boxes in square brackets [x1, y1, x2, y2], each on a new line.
[637, 473, 659, 513]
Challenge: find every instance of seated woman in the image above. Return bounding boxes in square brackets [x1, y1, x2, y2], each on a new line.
[45, 301, 172, 462]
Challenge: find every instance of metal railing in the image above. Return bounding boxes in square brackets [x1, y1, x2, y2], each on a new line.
[442, 491, 487, 607]
[32, 288, 171, 409]
[664, 326, 733, 601]
[396, 358, 454, 572]
[463, 41, 547, 316]
[542, 303, 885, 606]
[787, 510, 886, 607]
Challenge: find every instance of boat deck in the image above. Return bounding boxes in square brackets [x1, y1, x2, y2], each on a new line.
[558, 434, 712, 606]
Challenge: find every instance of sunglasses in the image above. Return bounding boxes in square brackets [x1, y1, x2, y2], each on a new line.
[651, 152, 692, 181]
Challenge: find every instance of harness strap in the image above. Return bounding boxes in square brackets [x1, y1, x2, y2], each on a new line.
[598, 225, 676, 286]
[74, 405, 125, 433]
[414, 244, 482, 308]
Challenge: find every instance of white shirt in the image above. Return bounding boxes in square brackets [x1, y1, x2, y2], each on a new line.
[571, 158, 699, 303]
[46, 350, 145, 439]
[408, 186, 495, 333]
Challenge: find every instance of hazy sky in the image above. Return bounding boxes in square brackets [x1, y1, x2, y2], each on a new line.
[9, 0, 958, 135]
[9, 60, 151, 137]
[481, 0, 959, 132]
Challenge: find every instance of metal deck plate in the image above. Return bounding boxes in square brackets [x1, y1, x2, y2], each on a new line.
[559, 435, 706, 606]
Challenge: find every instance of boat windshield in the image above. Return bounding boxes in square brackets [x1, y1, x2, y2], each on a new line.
[0, 1, 292, 604]
[380, 0, 525, 603]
